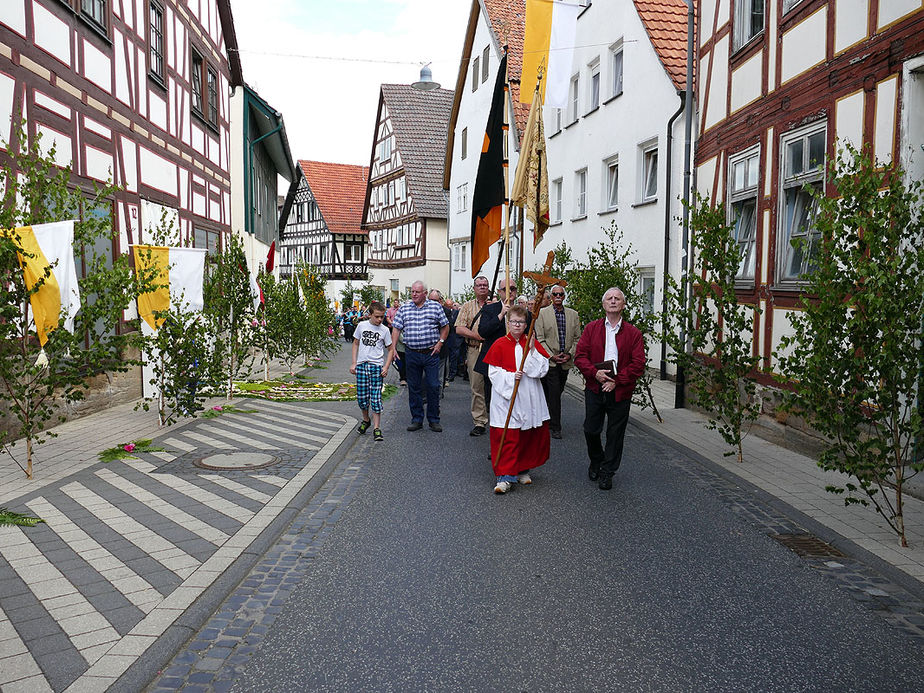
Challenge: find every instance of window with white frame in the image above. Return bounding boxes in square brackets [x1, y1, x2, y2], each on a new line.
[472, 56, 480, 92]
[603, 155, 618, 211]
[149, 1, 165, 83]
[588, 59, 601, 111]
[610, 41, 624, 97]
[381, 136, 392, 161]
[554, 108, 562, 133]
[733, 0, 765, 51]
[344, 244, 360, 262]
[639, 140, 658, 202]
[778, 122, 826, 283]
[574, 169, 587, 218]
[461, 127, 468, 160]
[457, 183, 468, 213]
[482, 46, 490, 82]
[728, 146, 760, 281]
[639, 270, 656, 316]
[552, 178, 563, 223]
[569, 75, 580, 123]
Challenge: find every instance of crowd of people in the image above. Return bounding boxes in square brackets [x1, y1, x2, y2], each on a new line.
[345, 279, 646, 494]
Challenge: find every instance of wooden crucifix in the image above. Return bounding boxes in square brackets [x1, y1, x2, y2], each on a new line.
[492, 251, 567, 473]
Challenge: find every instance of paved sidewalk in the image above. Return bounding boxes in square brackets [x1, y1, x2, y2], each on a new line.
[615, 378, 924, 583]
[0, 360, 358, 692]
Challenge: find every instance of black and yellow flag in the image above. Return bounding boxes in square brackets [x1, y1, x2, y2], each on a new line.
[470, 53, 507, 277]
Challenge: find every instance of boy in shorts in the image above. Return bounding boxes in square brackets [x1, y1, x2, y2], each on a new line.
[350, 302, 394, 441]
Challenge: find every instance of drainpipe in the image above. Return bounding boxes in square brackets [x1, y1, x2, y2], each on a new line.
[675, 0, 696, 409]
[660, 92, 686, 380]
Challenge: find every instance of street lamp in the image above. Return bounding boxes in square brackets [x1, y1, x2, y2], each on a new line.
[411, 63, 441, 91]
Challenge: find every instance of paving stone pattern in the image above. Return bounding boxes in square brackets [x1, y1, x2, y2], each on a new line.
[0, 400, 353, 693]
[145, 433, 374, 693]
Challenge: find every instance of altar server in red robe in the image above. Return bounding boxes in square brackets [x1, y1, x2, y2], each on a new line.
[483, 304, 551, 494]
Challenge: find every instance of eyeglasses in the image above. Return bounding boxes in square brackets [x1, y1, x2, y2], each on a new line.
[508, 320, 525, 325]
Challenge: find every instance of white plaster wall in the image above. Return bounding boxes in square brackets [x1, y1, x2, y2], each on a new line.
[82, 39, 112, 94]
[526, 0, 689, 369]
[834, 89, 864, 156]
[878, 0, 920, 28]
[730, 50, 762, 114]
[705, 35, 729, 130]
[874, 75, 897, 165]
[0, 0, 26, 37]
[835, 0, 869, 54]
[0, 72, 14, 145]
[139, 145, 177, 197]
[35, 123, 71, 168]
[33, 3, 70, 67]
[447, 10, 522, 296]
[780, 7, 827, 85]
[84, 145, 113, 182]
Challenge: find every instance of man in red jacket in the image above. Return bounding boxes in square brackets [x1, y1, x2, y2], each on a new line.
[573, 287, 647, 490]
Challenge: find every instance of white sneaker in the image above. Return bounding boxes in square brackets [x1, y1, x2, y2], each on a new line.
[517, 473, 532, 485]
[493, 481, 512, 494]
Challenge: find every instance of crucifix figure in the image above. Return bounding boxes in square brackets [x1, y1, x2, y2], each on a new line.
[481, 252, 566, 494]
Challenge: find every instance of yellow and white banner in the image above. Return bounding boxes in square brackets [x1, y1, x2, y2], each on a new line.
[521, 0, 581, 108]
[6, 220, 80, 346]
[132, 245, 206, 329]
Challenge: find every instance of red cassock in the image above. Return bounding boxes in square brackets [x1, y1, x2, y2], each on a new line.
[483, 334, 551, 476]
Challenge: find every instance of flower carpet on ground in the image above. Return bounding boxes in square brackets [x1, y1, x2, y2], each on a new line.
[233, 381, 396, 403]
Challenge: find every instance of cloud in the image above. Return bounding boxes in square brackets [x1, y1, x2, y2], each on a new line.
[229, 0, 470, 165]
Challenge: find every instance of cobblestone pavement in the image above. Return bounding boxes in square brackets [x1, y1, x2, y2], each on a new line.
[0, 399, 355, 692]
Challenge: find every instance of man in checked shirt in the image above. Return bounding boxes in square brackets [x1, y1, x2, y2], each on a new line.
[391, 281, 450, 432]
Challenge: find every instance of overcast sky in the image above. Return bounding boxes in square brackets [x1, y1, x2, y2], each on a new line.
[229, 0, 471, 167]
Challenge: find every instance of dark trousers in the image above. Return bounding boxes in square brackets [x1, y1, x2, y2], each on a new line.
[583, 390, 631, 479]
[541, 364, 569, 433]
[406, 350, 441, 423]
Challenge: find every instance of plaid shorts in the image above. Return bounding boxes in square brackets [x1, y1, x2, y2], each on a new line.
[355, 361, 384, 413]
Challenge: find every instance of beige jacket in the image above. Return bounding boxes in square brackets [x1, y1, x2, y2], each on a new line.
[534, 305, 581, 370]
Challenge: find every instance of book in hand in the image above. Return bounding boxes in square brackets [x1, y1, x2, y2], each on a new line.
[594, 360, 617, 379]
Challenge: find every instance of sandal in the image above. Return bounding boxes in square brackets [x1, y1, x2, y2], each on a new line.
[357, 420, 371, 434]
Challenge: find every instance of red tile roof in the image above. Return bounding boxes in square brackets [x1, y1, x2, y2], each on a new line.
[299, 160, 369, 236]
[634, 0, 691, 92]
[483, 0, 529, 139]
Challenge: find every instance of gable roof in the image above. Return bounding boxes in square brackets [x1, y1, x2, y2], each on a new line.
[483, 0, 528, 136]
[443, 0, 527, 188]
[379, 84, 454, 219]
[633, 0, 691, 92]
[301, 160, 370, 236]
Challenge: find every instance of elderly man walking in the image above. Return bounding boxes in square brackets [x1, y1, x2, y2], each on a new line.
[574, 287, 646, 490]
[392, 281, 449, 432]
[534, 285, 581, 439]
[454, 275, 491, 436]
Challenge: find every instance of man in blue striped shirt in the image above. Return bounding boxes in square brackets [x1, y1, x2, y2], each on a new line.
[391, 281, 450, 431]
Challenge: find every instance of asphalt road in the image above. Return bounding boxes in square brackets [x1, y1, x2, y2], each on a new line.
[219, 344, 924, 692]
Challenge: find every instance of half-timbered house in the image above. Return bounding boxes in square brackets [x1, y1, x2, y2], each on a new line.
[444, 0, 529, 296]
[362, 83, 453, 302]
[0, 0, 239, 251]
[0, 0, 240, 404]
[695, 1, 924, 390]
[279, 160, 369, 306]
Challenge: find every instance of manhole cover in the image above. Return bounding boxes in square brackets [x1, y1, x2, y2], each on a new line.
[772, 533, 846, 558]
[195, 452, 278, 471]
